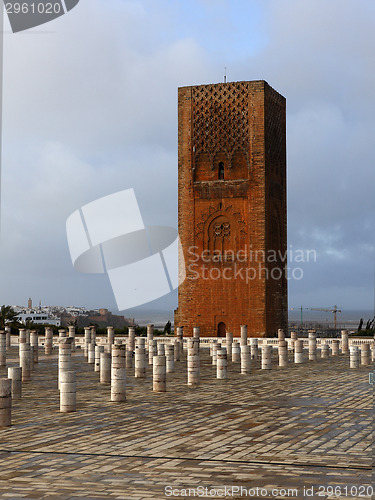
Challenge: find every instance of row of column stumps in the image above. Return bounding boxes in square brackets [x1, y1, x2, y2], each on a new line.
[0, 325, 372, 427]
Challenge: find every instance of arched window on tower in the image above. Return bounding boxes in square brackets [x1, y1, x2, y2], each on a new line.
[218, 162, 224, 180]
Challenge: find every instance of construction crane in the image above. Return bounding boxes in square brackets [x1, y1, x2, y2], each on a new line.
[310, 305, 342, 330]
[290, 306, 310, 328]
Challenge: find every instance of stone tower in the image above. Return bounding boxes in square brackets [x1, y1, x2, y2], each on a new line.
[174, 80, 287, 338]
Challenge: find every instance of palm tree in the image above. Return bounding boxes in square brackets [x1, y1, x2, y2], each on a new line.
[0, 305, 22, 329]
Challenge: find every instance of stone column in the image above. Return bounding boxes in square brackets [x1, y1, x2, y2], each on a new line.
[278, 340, 288, 367]
[90, 326, 96, 346]
[193, 326, 200, 339]
[240, 325, 248, 346]
[187, 349, 200, 385]
[45, 327, 53, 355]
[30, 346, 34, 372]
[5, 326, 11, 350]
[290, 331, 298, 351]
[360, 343, 371, 366]
[30, 330, 39, 364]
[176, 326, 183, 341]
[126, 344, 133, 369]
[84, 327, 91, 358]
[157, 343, 165, 356]
[320, 343, 329, 359]
[232, 342, 240, 363]
[100, 352, 111, 384]
[95, 345, 105, 372]
[128, 326, 135, 351]
[19, 342, 31, 382]
[68, 326, 76, 351]
[250, 338, 259, 361]
[371, 341, 375, 362]
[19, 329, 27, 347]
[165, 344, 175, 373]
[349, 346, 359, 368]
[147, 324, 154, 350]
[331, 339, 339, 356]
[294, 339, 304, 364]
[26, 330, 30, 344]
[212, 342, 218, 366]
[278, 329, 285, 341]
[217, 348, 227, 379]
[8, 367, 22, 399]
[135, 345, 146, 378]
[240, 345, 251, 374]
[148, 339, 157, 365]
[107, 326, 115, 352]
[58, 329, 67, 339]
[308, 331, 317, 361]
[225, 332, 233, 359]
[261, 345, 272, 370]
[60, 371, 76, 412]
[111, 344, 126, 402]
[58, 338, 72, 389]
[153, 355, 166, 392]
[0, 379, 11, 427]
[0, 331, 6, 367]
[87, 342, 95, 364]
[341, 330, 349, 354]
[174, 339, 181, 361]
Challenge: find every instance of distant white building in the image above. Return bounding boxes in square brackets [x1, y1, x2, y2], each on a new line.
[16, 310, 61, 326]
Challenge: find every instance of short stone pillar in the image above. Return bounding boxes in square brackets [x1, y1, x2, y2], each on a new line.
[232, 342, 240, 363]
[278, 329, 285, 341]
[0, 331, 6, 367]
[250, 338, 259, 361]
[176, 326, 183, 341]
[19, 342, 31, 382]
[278, 340, 288, 367]
[240, 345, 251, 374]
[240, 325, 248, 346]
[294, 339, 304, 364]
[148, 339, 157, 365]
[107, 326, 115, 352]
[153, 355, 166, 392]
[90, 326, 96, 346]
[100, 352, 111, 384]
[225, 332, 233, 359]
[165, 344, 175, 373]
[217, 348, 227, 379]
[308, 331, 317, 361]
[290, 332, 298, 351]
[128, 326, 136, 351]
[58, 338, 72, 389]
[193, 327, 200, 339]
[58, 329, 67, 339]
[174, 339, 181, 361]
[331, 339, 340, 356]
[68, 326, 76, 351]
[349, 346, 359, 368]
[8, 367, 22, 399]
[95, 345, 105, 372]
[320, 343, 329, 359]
[45, 327, 53, 355]
[157, 343, 165, 356]
[19, 329, 27, 347]
[60, 371, 76, 412]
[360, 343, 371, 366]
[111, 345, 126, 402]
[30, 330, 39, 364]
[87, 342, 95, 364]
[26, 330, 30, 344]
[0, 379, 12, 427]
[5, 326, 11, 350]
[212, 342, 218, 366]
[147, 324, 154, 349]
[261, 345, 272, 370]
[187, 349, 200, 385]
[135, 345, 146, 378]
[84, 328, 91, 358]
[341, 330, 349, 354]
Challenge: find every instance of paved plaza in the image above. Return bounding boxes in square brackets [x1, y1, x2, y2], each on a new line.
[0, 340, 372, 499]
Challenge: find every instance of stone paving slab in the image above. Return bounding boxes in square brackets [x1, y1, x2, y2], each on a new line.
[0, 345, 372, 499]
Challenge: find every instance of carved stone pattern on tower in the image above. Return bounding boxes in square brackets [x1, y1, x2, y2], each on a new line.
[195, 203, 247, 241]
[192, 82, 250, 166]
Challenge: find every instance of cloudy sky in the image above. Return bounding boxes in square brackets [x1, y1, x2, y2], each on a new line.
[0, 0, 374, 320]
